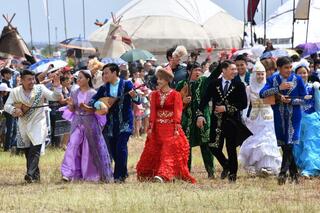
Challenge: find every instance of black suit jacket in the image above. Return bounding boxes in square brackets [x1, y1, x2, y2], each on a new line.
[198, 78, 251, 146]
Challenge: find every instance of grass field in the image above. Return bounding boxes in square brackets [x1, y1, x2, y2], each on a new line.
[1, 137, 320, 212]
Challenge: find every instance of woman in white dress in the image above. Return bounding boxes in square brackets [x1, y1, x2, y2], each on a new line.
[239, 60, 282, 176]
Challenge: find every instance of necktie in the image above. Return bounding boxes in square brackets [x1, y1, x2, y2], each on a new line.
[223, 80, 229, 95]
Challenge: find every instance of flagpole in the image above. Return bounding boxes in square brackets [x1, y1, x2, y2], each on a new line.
[263, 0, 267, 45]
[250, 0, 253, 45]
[27, 0, 33, 47]
[62, 0, 67, 39]
[46, 0, 52, 55]
[243, 0, 246, 47]
[292, 0, 295, 48]
[305, 0, 311, 43]
[82, 0, 86, 38]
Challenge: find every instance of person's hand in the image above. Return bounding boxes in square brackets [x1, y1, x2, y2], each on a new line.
[279, 82, 293, 90]
[128, 90, 137, 98]
[41, 78, 52, 84]
[196, 117, 206, 129]
[12, 108, 23, 117]
[280, 95, 291, 104]
[183, 96, 192, 104]
[66, 97, 73, 107]
[215, 105, 226, 113]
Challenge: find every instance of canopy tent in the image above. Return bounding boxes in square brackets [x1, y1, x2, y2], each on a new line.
[0, 14, 32, 58]
[255, 0, 320, 48]
[90, 0, 243, 53]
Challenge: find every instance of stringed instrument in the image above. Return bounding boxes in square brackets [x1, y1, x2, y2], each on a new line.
[80, 84, 146, 115]
[13, 102, 60, 116]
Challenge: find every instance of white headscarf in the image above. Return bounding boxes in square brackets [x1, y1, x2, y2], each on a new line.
[250, 60, 266, 94]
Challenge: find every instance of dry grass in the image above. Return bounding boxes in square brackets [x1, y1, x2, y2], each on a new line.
[1, 137, 320, 212]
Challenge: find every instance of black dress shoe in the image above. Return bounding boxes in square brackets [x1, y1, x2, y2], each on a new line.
[277, 173, 287, 185]
[289, 174, 299, 184]
[228, 174, 237, 183]
[220, 168, 229, 179]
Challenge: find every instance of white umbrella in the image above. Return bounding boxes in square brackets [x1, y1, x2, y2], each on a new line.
[29, 58, 67, 74]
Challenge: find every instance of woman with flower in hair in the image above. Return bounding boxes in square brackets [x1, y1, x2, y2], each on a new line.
[136, 67, 196, 183]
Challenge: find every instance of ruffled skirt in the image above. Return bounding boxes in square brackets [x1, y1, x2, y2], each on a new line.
[136, 123, 196, 183]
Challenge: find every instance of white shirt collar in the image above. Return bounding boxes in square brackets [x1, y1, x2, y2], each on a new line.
[222, 77, 231, 86]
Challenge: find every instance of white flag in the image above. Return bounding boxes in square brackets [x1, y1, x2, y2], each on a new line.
[295, 0, 311, 20]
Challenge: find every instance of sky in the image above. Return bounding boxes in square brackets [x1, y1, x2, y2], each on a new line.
[0, 0, 288, 44]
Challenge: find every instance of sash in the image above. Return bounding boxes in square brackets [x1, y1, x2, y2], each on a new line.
[23, 86, 43, 120]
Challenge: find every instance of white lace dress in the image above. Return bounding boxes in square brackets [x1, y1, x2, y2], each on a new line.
[239, 87, 282, 175]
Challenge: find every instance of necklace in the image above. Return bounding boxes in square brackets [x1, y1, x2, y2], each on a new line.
[159, 88, 172, 108]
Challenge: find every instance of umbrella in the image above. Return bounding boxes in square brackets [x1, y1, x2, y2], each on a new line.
[296, 42, 320, 58]
[261, 49, 289, 59]
[60, 37, 96, 52]
[232, 49, 253, 59]
[29, 58, 67, 74]
[101, 57, 127, 65]
[286, 49, 299, 57]
[120, 49, 154, 62]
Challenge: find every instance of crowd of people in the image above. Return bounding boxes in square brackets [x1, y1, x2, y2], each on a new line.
[1, 43, 320, 185]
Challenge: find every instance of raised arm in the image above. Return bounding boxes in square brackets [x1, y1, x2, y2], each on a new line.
[41, 84, 62, 101]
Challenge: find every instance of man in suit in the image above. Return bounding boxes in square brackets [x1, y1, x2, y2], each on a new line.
[235, 55, 250, 86]
[196, 60, 249, 183]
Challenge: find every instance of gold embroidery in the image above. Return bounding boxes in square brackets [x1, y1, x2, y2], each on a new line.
[157, 110, 174, 118]
[156, 118, 174, 124]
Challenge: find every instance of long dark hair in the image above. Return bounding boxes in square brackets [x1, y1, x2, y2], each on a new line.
[79, 70, 93, 88]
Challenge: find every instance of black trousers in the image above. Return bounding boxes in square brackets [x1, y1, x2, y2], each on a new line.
[280, 144, 298, 177]
[50, 111, 62, 147]
[209, 123, 238, 176]
[24, 144, 42, 180]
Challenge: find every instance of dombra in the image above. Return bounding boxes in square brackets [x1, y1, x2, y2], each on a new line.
[80, 83, 146, 115]
[80, 97, 116, 115]
[14, 102, 60, 116]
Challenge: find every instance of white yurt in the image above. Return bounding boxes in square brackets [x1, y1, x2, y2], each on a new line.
[255, 0, 320, 48]
[90, 0, 243, 54]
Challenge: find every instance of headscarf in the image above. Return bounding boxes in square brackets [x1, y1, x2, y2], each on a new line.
[250, 60, 266, 94]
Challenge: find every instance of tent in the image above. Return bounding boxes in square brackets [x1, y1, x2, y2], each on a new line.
[100, 15, 134, 58]
[90, 0, 243, 53]
[255, 0, 320, 48]
[0, 14, 32, 58]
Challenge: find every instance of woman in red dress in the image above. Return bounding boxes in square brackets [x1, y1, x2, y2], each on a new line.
[136, 67, 196, 184]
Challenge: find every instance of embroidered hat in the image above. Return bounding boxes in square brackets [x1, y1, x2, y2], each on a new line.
[253, 60, 266, 72]
[156, 66, 174, 82]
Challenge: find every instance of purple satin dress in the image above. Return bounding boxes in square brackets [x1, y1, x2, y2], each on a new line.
[60, 88, 113, 182]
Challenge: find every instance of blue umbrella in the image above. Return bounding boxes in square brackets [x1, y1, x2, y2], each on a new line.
[29, 58, 67, 74]
[261, 49, 289, 59]
[60, 37, 96, 52]
[101, 57, 127, 65]
[296, 42, 320, 57]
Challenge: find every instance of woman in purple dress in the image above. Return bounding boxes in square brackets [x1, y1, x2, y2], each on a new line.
[60, 70, 113, 182]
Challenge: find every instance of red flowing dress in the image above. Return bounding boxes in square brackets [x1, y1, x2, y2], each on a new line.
[136, 89, 196, 183]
